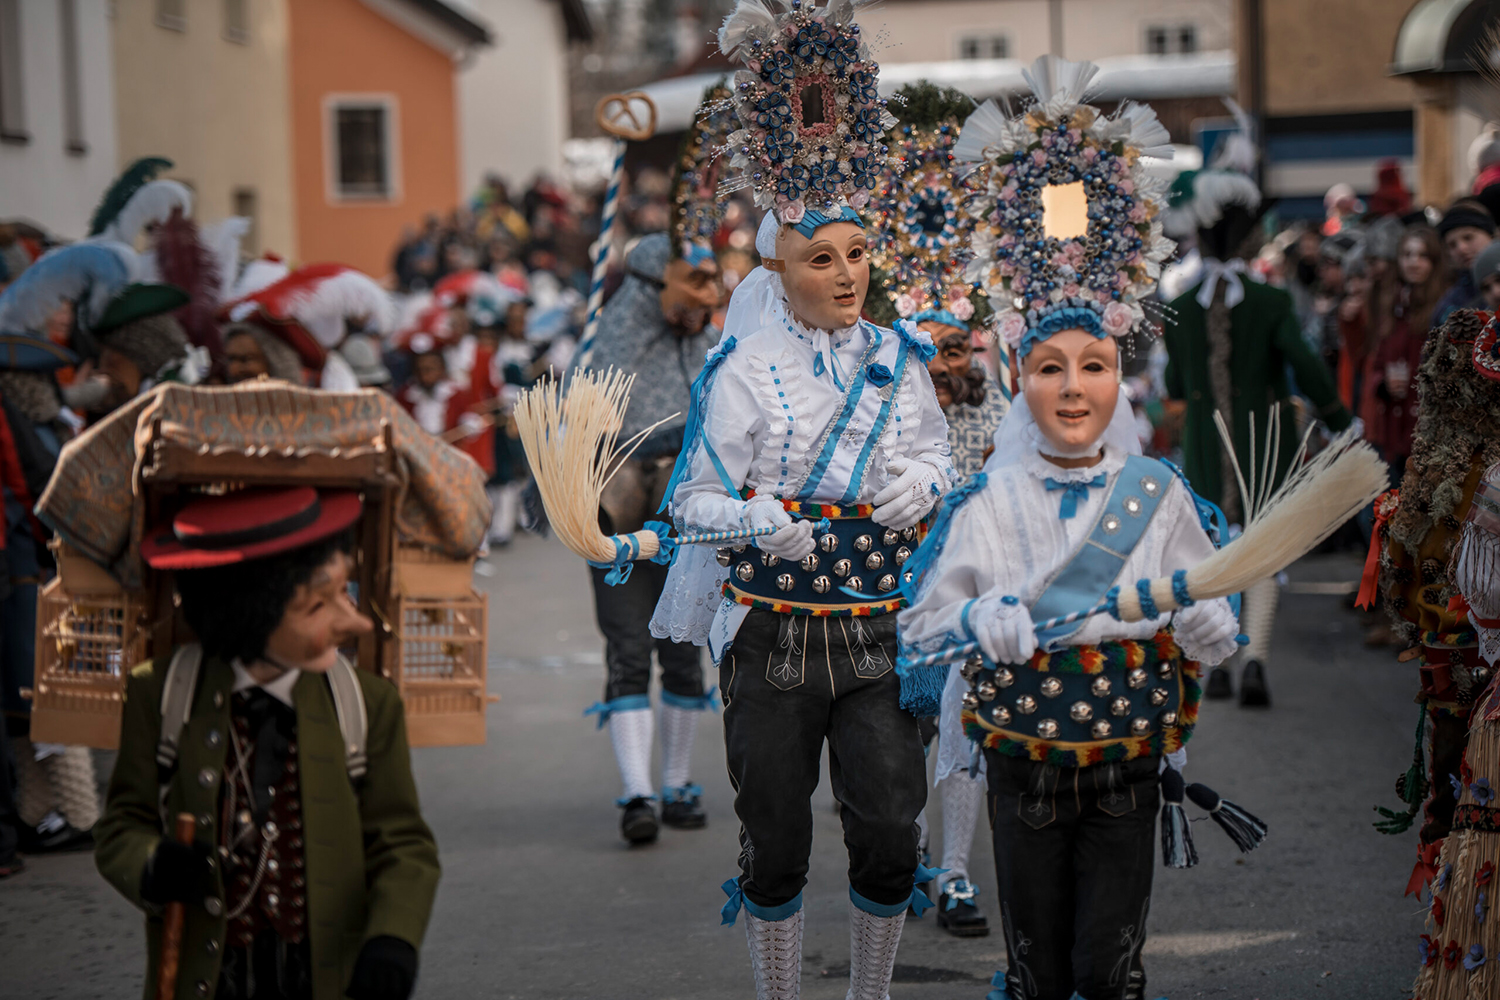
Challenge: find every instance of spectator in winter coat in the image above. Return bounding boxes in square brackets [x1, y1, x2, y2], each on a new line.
[1434, 199, 1495, 324]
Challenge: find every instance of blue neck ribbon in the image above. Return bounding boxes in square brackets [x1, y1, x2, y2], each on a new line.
[1045, 474, 1107, 520]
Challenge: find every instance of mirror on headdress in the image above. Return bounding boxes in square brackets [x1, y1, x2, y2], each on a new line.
[912, 188, 951, 236]
[1041, 181, 1089, 240]
[800, 82, 827, 126]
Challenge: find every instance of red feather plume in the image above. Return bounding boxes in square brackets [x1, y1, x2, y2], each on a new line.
[154, 208, 223, 355]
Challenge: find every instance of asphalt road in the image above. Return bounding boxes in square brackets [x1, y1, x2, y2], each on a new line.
[1, 537, 1425, 999]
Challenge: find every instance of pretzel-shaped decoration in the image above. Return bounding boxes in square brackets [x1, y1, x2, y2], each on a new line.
[595, 92, 658, 142]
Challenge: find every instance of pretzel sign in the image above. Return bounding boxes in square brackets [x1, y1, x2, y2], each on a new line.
[595, 92, 657, 142]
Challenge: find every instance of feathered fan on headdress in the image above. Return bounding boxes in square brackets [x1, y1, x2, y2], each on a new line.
[88, 157, 193, 246]
[718, 0, 895, 225]
[954, 55, 1176, 358]
[1161, 98, 1262, 241]
[0, 241, 142, 335]
[220, 263, 395, 370]
[670, 79, 737, 265]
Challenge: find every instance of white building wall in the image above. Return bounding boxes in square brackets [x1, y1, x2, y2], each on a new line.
[0, 0, 117, 238]
[456, 0, 570, 199]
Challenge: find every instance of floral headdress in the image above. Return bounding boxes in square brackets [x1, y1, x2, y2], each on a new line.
[670, 80, 737, 268]
[865, 81, 989, 332]
[718, 0, 896, 231]
[955, 56, 1175, 358]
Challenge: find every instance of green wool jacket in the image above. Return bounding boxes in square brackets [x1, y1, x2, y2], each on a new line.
[1163, 279, 1352, 512]
[94, 655, 440, 1000]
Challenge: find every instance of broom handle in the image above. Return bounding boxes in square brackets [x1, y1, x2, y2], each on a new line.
[901, 601, 1115, 671]
[157, 812, 196, 1000]
[676, 517, 832, 547]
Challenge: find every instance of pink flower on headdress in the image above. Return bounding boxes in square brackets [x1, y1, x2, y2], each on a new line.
[894, 293, 918, 318]
[1102, 302, 1134, 337]
[1063, 282, 1081, 298]
[781, 199, 806, 224]
[1031, 149, 1047, 166]
[850, 190, 870, 209]
[998, 234, 1017, 248]
[948, 295, 975, 321]
[997, 312, 1027, 348]
[1129, 203, 1147, 223]
[999, 184, 1018, 202]
[1082, 147, 1098, 163]
[1118, 179, 1135, 195]
[1068, 129, 1082, 143]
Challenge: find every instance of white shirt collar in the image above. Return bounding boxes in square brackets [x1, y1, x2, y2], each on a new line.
[1019, 422, 1127, 484]
[230, 660, 301, 707]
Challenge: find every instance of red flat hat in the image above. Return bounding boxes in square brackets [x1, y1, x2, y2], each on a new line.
[141, 487, 363, 570]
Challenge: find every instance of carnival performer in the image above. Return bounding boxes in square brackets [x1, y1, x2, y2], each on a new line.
[649, 4, 955, 996]
[581, 83, 731, 845]
[865, 80, 1007, 938]
[1160, 108, 1352, 707]
[899, 58, 1243, 1000]
[94, 487, 440, 1000]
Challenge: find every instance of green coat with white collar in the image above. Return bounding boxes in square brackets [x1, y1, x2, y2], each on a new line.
[94, 654, 441, 1000]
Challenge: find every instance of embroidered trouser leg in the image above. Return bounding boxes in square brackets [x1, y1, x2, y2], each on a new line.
[591, 562, 703, 702]
[721, 610, 926, 910]
[984, 752, 1159, 1000]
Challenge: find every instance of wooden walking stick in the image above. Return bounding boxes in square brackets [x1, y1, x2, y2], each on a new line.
[573, 91, 658, 370]
[157, 812, 196, 1000]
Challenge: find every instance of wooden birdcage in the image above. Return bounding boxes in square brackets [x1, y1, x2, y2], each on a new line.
[385, 546, 491, 746]
[28, 576, 147, 749]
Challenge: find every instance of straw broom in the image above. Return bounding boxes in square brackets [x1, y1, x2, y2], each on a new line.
[900, 428, 1389, 670]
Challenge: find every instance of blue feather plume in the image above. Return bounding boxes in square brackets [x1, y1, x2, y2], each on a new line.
[0, 241, 139, 334]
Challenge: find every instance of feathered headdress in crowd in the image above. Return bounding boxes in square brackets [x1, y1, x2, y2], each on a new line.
[221, 263, 395, 370]
[670, 79, 737, 266]
[1161, 98, 1262, 241]
[718, 0, 895, 229]
[954, 56, 1175, 358]
[153, 209, 224, 354]
[88, 157, 193, 246]
[864, 81, 988, 331]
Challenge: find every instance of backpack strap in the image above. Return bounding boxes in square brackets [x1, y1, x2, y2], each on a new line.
[326, 654, 368, 781]
[156, 644, 203, 771]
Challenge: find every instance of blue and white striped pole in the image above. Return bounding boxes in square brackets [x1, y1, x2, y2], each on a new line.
[573, 137, 626, 370]
[675, 517, 832, 548]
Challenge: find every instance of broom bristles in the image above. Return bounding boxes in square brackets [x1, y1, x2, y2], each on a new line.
[513, 367, 667, 565]
[1116, 429, 1387, 620]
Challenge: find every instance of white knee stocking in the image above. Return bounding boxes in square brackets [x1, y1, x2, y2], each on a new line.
[1239, 576, 1280, 663]
[608, 707, 655, 802]
[745, 908, 803, 1000]
[846, 900, 905, 1000]
[658, 701, 698, 793]
[938, 771, 984, 889]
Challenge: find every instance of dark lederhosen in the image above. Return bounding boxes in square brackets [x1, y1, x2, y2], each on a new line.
[217, 689, 311, 1000]
[959, 631, 1201, 1000]
[719, 503, 927, 913]
[593, 456, 704, 705]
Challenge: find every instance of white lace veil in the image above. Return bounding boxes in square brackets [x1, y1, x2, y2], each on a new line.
[983, 383, 1141, 472]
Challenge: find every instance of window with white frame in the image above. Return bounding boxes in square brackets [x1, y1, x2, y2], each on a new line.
[0, 0, 25, 143]
[328, 99, 398, 201]
[958, 33, 1008, 60]
[1145, 24, 1198, 55]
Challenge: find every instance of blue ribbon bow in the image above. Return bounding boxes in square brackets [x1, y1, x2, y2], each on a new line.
[909, 862, 948, 918]
[1044, 474, 1106, 520]
[721, 878, 745, 925]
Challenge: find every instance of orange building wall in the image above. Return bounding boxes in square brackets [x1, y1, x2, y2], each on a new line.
[288, 0, 460, 278]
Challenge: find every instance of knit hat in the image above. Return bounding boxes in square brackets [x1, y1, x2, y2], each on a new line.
[99, 312, 189, 379]
[1474, 241, 1500, 288]
[1367, 160, 1412, 218]
[1438, 198, 1496, 238]
[1470, 126, 1500, 177]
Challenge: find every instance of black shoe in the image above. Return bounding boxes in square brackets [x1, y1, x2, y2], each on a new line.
[0, 855, 24, 878]
[1205, 665, 1233, 700]
[19, 822, 94, 854]
[660, 787, 707, 829]
[935, 880, 990, 937]
[619, 797, 659, 845]
[1239, 659, 1271, 708]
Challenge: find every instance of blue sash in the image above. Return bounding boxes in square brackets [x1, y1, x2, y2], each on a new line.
[794, 327, 884, 502]
[1032, 455, 1171, 650]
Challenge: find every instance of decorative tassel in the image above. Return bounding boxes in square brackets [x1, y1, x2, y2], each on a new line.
[1159, 767, 1198, 869]
[1185, 783, 1268, 853]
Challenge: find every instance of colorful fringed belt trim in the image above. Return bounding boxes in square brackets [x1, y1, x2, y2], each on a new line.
[961, 630, 1201, 768]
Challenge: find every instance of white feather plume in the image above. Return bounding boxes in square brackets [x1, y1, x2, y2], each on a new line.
[285, 269, 397, 348]
[102, 179, 193, 246]
[1209, 97, 1257, 174]
[1021, 56, 1099, 123]
[719, 0, 779, 59]
[231, 257, 290, 301]
[953, 99, 1012, 163]
[200, 217, 252, 302]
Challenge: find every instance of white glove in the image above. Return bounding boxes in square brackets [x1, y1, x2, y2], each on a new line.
[743, 497, 817, 561]
[872, 458, 944, 529]
[1172, 599, 1240, 666]
[970, 592, 1037, 665]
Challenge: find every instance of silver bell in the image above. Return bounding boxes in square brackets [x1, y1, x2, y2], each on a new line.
[1161, 711, 1179, 727]
[865, 551, 884, 571]
[1069, 701, 1093, 722]
[800, 553, 820, 573]
[819, 533, 840, 553]
[1090, 676, 1112, 697]
[894, 546, 911, 566]
[1039, 677, 1063, 698]
[976, 680, 998, 701]
[1126, 667, 1148, 689]
[1148, 687, 1169, 707]
[961, 690, 981, 710]
[735, 562, 755, 582]
[833, 558, 853, 577]
[1091, 719, 1113, 739]
[853, 534, 874, 552]
[991, 705, 1012, 725]
[761, 552, 781, 567]
[994, 668, 1015, 688]
[902, 526, 919, 542]
[1156, 662, 1175, 679]
[731, 544, 747, 553]
[1036, 719, 1059, 739]
[1015, 694, 1037, 715]
[715, 548, 733, 567]
[1130, 717, 1152, 736]
[1110, 696, 1130, 717]
[877, 574, 897, 592]
[882, 528, 901, 546]
[960, 656, 984, 681]
[776, 573, 796, 592]
[846, 576, 864, 592]
[812, 576, 832, 594]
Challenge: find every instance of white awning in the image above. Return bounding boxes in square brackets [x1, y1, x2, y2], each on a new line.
[633, 51, 1236, 133]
